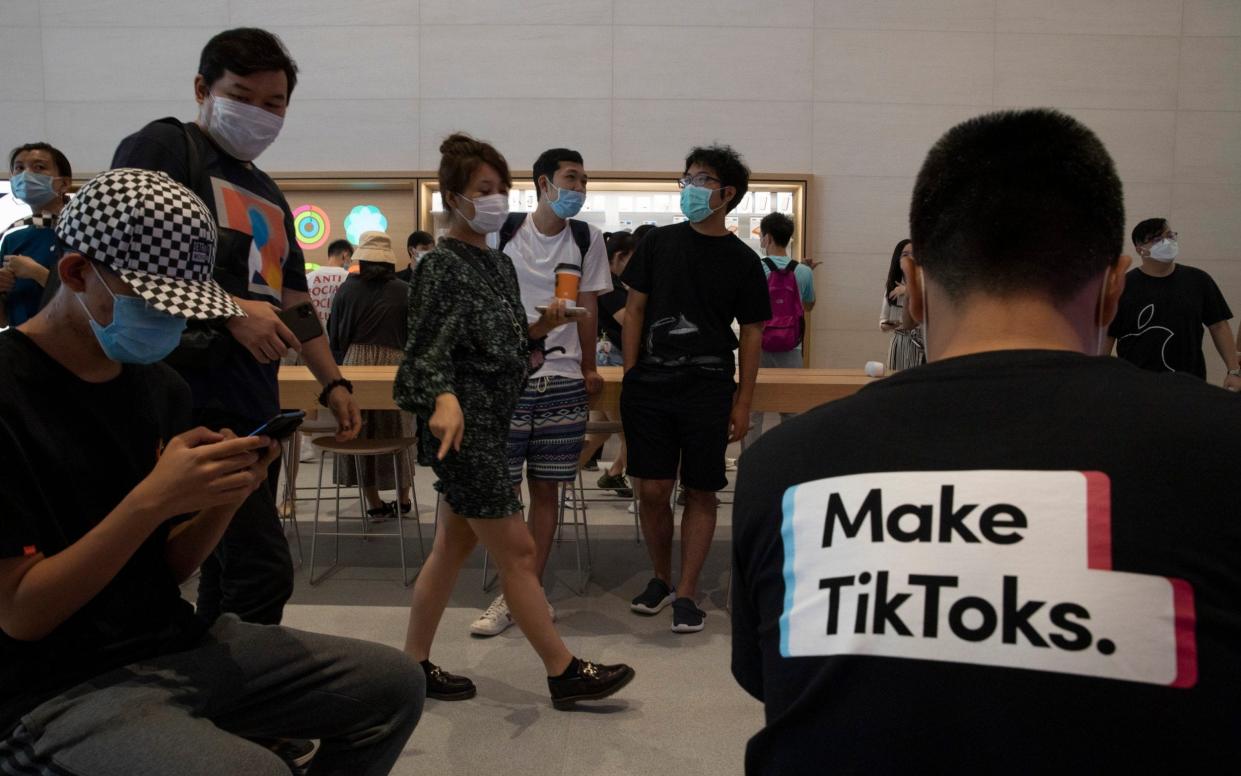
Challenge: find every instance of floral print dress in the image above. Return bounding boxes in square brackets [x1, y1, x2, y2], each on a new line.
[394, 238, 530, 518]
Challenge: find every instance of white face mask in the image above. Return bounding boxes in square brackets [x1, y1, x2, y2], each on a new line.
[199, 95, 284, 162]
[1148, 238, 1178, 262]
[453, 192, 509, 234]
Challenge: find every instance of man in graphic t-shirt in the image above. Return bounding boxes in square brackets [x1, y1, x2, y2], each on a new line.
[467, 148, 611, 638]
[111, 28, 361, 627]
[622, 144, 772, 634]
[1104, 217, 1240, 389]
[732, 109, 1241, 774]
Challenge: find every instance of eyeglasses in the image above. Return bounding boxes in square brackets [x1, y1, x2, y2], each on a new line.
[677, 173, 722, 189]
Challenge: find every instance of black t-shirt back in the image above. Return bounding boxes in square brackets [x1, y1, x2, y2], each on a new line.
[621, 222, 771, 373]
[111, 120, 308, 424]
[1107, 264, 1231, 379]
[733, 350, 1241, 774]
[0, 330, 206, 732]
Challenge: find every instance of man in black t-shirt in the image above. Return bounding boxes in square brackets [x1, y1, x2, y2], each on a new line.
[110, 28, 362, 626]
[733, 110, 1241, 774]
[1104, 217, 1240, 389]
[0, 168, 422, 775]
[622, 145, 771, 634]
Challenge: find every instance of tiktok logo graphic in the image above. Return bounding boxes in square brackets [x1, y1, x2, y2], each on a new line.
[779, 471, 1197, 687]
[1119, 303, 1176, 371]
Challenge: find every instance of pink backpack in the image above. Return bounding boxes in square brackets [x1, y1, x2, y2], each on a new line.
[761, 258, 805, 352]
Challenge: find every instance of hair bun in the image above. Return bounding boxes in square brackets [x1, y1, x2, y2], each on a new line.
[440, 132, 481, 157]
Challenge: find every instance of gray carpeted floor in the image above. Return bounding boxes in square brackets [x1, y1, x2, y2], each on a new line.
[265, 450, 762, 775]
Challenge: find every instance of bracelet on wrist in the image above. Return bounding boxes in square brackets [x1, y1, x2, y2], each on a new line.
[318, 377, 354, 407]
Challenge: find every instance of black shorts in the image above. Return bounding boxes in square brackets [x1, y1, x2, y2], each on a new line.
[620, 366, 735, 492]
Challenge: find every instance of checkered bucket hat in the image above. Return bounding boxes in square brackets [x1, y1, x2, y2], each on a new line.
[55, 168, 243, 320]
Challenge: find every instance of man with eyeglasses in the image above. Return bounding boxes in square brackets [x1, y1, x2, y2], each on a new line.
[1103, 217, 1240, 390]
[620, 145, 771, 634]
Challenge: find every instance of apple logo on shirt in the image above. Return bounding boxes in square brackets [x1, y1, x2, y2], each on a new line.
[1118, 303, 1175, 371]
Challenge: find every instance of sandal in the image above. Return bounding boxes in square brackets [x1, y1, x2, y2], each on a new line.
[388, 500, 414, 518]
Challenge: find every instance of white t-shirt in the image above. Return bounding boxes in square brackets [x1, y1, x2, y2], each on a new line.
[504, 216, 611, 380]
[306, 266, 349, 326]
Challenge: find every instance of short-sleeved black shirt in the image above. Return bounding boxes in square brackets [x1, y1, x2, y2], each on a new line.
[111, 119, 308, 424]
[621, 222, 771, 373]
[1107, 264, 1232, 379]
[732, 350, 1241, 774]
[0, 330, 206, 733]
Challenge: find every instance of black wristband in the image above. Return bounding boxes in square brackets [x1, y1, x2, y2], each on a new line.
[318, 377, 354, 407]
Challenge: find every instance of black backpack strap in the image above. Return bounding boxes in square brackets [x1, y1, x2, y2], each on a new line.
[761, 257, 779, 273]
[785, 259, 799, 272]
[497, 212, 527, 252]
[568, 219, 592, 260]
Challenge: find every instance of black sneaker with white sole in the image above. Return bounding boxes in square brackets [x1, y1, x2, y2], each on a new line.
[630, 577, 676, 615]
[671, 597, 706, 633]
[548, 657, 635, 710]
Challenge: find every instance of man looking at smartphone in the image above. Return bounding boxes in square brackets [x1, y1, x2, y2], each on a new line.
[0, 168, 423, 775]
[111, 28, 360, 626]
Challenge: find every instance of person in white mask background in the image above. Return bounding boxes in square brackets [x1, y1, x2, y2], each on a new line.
[1103, 217, 1240, 390]
[394, 133, 634, 708]
[467, 147, 612, 639]
[1, 143, 73, 327]
[110, 27, 362, 634]
[397, 230, 434, 283]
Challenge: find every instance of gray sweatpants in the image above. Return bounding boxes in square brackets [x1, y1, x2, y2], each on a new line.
[0, 615, 424, 776]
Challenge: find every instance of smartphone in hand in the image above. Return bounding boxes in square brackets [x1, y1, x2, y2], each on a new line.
[278, 302, 324, 343]
[248, 410, 306, 440]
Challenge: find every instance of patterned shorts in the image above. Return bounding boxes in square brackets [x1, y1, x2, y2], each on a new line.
[507, 376, 588, 483]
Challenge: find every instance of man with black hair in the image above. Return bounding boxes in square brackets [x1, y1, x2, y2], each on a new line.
[1104, 217, 1239, 389]
[1, 142, 73, 327]
[110, 27, 362, 627]
[742, 211, 816, 450]
[622, 144, 771, 634]
[469, 148, 610, 637]
[732, 109, 1241, 773]
[397, 230, 434, 283]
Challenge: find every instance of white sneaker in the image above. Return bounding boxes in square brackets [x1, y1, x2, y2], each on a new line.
[471, 595, 513, 637]
[469, 595, 556, 638]
[725, 456, 738, 471]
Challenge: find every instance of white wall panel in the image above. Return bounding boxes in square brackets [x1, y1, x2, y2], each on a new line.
[995, 33, 1179, 110]
[420, 98, 612, 171]
[615, 26, 812, 101]
[814, 29, 994, 105]
[613, 100, 812, 172]
[814, 0, 993, 32]
[421, 26, 612, 99]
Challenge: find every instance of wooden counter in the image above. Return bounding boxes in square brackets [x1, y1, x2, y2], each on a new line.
[279, 366, 874, 413]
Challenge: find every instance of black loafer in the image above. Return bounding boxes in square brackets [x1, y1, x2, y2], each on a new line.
[421, 660, 477, 701]
[548, 658, 635, 710]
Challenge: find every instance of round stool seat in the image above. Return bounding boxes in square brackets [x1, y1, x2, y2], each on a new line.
[585, 421, 623, 434]
[312, 436, 418, 456]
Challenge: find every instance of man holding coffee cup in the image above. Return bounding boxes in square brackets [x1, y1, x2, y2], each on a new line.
[469, 148, 612, 637]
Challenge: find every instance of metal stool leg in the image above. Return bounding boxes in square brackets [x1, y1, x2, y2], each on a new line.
[392, 452, 412, 586]
[309, 450, 327, 585]
[280, 437, 303, 567]
[406, 453, 426, 561]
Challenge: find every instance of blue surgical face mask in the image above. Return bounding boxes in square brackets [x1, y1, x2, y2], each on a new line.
[77, 265, 187, 364]
[546, 180, 585, 219]
[680, 184, 722, 223]
[10, 171, 59, 208]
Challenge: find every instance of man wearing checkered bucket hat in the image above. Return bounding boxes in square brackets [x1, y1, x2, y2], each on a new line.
[0, 168, 423, 774]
